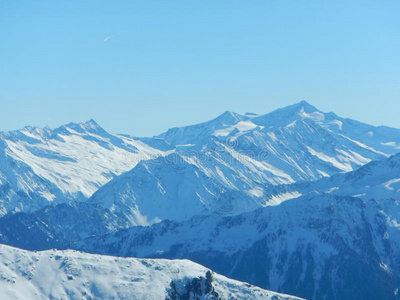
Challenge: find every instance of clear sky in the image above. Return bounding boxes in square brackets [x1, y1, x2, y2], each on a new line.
[1, 0, 399, 137]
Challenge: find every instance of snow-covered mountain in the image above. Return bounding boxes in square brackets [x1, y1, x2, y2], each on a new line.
[0, 244, 303, 300]
[0, 120, 164, 216]
[2, 101, 400, 222]
[159, 101, 400, 157]
[89, 101, 400, 225]
[2, 102, 400, 299]
[89, 152, 265, 225]
[77, 193, 400, 300]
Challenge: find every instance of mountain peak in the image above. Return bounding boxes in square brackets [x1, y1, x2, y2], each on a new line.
[251, 101, 321, 127]
[81, 119, 101, 129]
[213, 111, 248, 125]
[157, 111, 249, 144]
[286, 100, 319, 113]
[62, 119, 104, 134]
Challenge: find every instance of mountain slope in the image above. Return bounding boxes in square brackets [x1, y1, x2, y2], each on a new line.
[0, 244, 303, 300]
[0, 201, 136, 251]
[0, 120, 164, 215]
[89, 152, 267, 225]
[77, 193, 400, 300]
[264, 151, 400, 204]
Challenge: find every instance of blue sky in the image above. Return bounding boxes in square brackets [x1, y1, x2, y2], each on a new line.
[1, 0, 399, 136]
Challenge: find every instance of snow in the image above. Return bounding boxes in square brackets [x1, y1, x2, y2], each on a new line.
[340, 134, 388, 157]
[327, 120, 343, 130]
[383, 178, 400, 191]
[0, 121, 164, 215]
[78, 192, 400, 300]
[4, 132, 161, 197]
[306, 146, 353, 172]
[83, 102, 400, 225]
[316, 169, 330, 177]
[352, 193, 366, 197]
[212, 120, 259, 137]
[2, 102, 400, 299]
[381, 141, 400, 148]
[0, 244, 303, 300]
[261, 152, 400, 207]
[246, 187, 264, 198]
[266, 191, 302, 206]
[3, 101, 400, 226]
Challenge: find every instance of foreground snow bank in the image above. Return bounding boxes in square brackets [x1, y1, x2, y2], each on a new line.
[0, 244, 302, 300]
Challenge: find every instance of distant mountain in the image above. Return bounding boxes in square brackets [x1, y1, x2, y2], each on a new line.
[2, 101, 400, 220]
[0, 244, 303, 300]
[77, 193, 400, 300]
[0, 120, 164, 215]
[89, 101, 400, 225]
[159, 101, 400, 156]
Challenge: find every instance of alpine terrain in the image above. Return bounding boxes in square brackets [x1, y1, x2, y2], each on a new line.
[1, 101, 400, 300]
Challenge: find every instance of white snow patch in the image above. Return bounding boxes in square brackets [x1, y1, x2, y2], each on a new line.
[299, 108, 325, 122]
[316, 169, 330, 177]
[246, 187, 264, 198]
[325, 187, 339, 193]
[352, 193, 366, 198]
[306, 146, 352, 172]
[340, 134, 389, 157]
[267, 132, 278, 141]
[381, 141, 400, 149]
[266, 191, 302, 206]
[383, 178, 400, 191]
[212, 121, 259, 137]
[327, 120, 343, 130]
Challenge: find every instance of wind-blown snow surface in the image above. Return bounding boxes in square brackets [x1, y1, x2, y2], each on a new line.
[0, 244, 302, 300]
[0, 120, 164, 215]
[78, 193, 400, 300]
[89, 101, 400, 225]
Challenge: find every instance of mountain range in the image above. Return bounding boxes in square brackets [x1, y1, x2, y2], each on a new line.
[89, 101, 400, 225]
[1, 101, 400, 299]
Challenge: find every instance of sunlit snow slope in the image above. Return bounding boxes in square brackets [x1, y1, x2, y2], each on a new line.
[0, 120, 164, 215]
